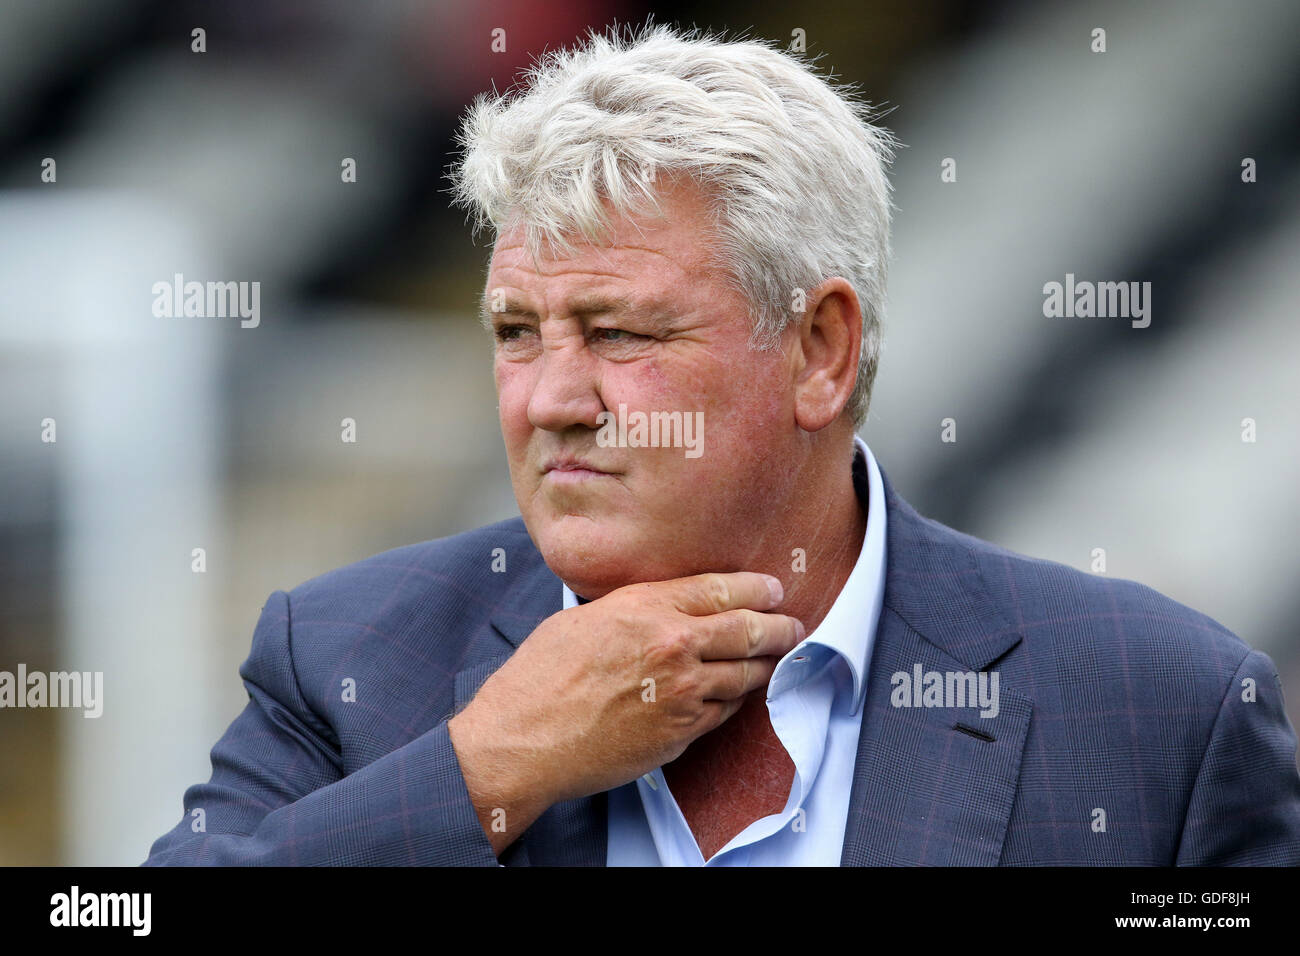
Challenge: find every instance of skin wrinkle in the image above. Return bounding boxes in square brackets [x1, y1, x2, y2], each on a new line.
[487, 175, 866, 860]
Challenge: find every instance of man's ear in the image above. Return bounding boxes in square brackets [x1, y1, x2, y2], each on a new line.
[792, 277, 862, 432]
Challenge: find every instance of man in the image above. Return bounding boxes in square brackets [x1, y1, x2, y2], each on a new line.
[144, 25, 1300, 866]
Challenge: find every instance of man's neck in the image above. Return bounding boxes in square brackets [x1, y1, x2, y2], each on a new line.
[739, 436, 868, 638]
[661, 436, 868, 856]
[782, 472, 866, 638]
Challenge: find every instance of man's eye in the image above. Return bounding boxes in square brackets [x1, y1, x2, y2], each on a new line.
[494, 325, 533, 343]
[592, 327, 645, 344]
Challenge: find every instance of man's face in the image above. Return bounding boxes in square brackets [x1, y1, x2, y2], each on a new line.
[485, 178, 801, 598]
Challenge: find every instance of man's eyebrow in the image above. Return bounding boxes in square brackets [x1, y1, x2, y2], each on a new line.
[478, 299, 535, 330]
[478, 294, 669, 328]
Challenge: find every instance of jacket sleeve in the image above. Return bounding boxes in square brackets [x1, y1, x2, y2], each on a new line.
[1175, 648, 1300, 865]
[142, 590, 500, 866]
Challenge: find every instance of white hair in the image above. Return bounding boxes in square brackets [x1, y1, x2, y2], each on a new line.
[448, 22, 896, 425]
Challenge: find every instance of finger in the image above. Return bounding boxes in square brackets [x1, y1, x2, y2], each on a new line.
[664, 571, 785, 616]
[696, 693, 749, 733]
[697, 656, 779, 701]
[697, 608, 805, 662]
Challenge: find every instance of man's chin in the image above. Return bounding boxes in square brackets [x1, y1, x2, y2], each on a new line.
[539, 548, 657, 601]
[529, 519, 670, 599]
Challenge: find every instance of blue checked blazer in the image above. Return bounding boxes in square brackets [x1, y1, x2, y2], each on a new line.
[143, 464, 1300, 865]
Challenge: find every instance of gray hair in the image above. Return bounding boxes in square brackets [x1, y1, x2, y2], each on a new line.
[448, 22, 896, 425]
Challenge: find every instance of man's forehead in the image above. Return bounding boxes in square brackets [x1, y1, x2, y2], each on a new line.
[487, 229, 690, 275]
[487, 176, 718, 279]
[482, 232, 707, 311]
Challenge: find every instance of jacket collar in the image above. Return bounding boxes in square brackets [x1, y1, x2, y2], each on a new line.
[876, 465, 1023, 672]
[836, 463, 1031, 865]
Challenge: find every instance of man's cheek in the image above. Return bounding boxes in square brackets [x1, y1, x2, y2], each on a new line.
[493, 359, 515, 399]
[494, 366, 531, 428]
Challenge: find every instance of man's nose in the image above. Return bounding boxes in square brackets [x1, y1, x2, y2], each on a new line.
[526, 338, 605, 432]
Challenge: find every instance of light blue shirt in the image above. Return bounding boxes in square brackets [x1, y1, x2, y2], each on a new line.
[561, 435, 887, 866]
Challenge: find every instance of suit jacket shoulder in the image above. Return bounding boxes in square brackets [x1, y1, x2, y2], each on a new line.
[857, 475, 1300, 864]
[268, 516, 552, 773]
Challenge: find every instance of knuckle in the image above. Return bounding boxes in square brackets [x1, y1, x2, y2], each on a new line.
[646, 626, 692, 669]
[622, 608, 654, 637]
[613, 582, 652, 611]
[703, 573, 732, 612]
[664, 626, 694, 660]
[715, 697, 741, 728]
[692, 702, 719, 731]
[738, 609, 762, 654]
[697, 703, 722, 733]
[677, 670, 704, 703]
[727, 659, 750, 699]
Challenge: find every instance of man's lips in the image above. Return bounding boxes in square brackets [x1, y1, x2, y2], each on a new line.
[540, 457, 618, 481]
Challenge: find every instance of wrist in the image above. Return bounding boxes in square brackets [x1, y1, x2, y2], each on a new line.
[448, 707, 554, 849]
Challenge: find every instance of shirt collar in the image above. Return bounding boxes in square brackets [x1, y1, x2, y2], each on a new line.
[806, 433, 887, 715]
[561, 434, 888, 716]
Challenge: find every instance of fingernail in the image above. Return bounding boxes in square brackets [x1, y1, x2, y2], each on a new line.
[766, 576, 784, 604]
[795, 620, 806, 640]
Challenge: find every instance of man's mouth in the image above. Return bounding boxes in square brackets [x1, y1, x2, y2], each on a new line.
[540, 456, 618, 482]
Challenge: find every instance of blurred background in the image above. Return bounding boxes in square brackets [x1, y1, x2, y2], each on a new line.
[2, 0, 1297, 865]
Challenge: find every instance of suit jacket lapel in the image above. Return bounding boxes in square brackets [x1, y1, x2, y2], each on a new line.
[840, 466, 1033, 865]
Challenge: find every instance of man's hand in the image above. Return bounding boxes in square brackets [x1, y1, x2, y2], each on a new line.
[447, 571, 804, 855]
